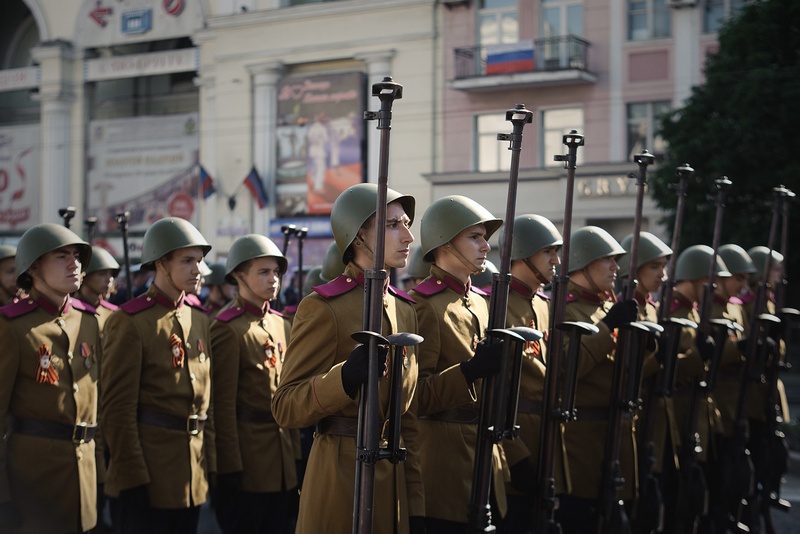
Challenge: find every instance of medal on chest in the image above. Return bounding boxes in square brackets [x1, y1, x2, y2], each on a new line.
[525, 319, 541, 358]
[170, 333, 185, 368]
[264, 338, 277, 367]
[80, 342, 93, 369]
[36, 343, 59, 384]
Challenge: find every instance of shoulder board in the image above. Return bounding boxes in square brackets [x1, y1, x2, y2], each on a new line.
[388, 285, 416, 304]
[313, 275, 358, 299]
[536, 290, 551, 301]
[566, 293, 579, 303]
[100, 300, 119, 312]
[0, 298, 39, 319]
[470, 285, 488, 297]
[282, 304, 297, 315]
[120, 294, 158, 315]
[411, 277, 448, 297]
[729, 295, 744, 305]
[268, 308, 285, 318]
[70, 298, 98, 315]
[215, 306, 247, 323]
[183, 293, 208, 312]
[483, 286, 493, 296]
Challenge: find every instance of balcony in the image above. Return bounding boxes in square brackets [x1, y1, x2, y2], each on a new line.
[449, 35, 597, 92]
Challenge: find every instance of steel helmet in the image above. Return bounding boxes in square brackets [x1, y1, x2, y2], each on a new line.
[617, 232, 672, 278]
[500, 214, 563, 261]
[140, 217, 211, 268]
[421, 195, 502, 263]
[717, 244, 757, 275]
[471, 259, 499, 288]
[302, 266, 325, 296]
[330, 183, 415, 264]
[568, 226, 626, 273]
[674, 245, 731, 282]
[85, 246, 120, 276]
[15, 223, 91, 290]
[203, 263, 227, 286]
[405, 244, 430, 280]
[321, 241, 347, 281]
[0, 244, 16, 262]
[225, 234, 287, 284]
[747, 246, 784, 282]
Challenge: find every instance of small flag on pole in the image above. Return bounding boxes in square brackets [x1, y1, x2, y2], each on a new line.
[199, 165, 216, 199]
[243, 166, 269, 209]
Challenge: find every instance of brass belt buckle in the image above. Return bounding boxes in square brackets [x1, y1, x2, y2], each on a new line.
[187, 414, 200, 435]
[72, 422, 89, 444]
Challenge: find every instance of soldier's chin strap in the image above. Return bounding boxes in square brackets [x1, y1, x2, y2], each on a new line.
[234, 273, 272, 308]
[443, 242, 484, 276]
[156, 259, 188, 305]
[583, 266, 612, 301]
[523, 257, 550, 286]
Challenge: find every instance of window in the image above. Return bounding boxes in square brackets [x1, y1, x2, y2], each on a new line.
[478, 0, 519, 46]
[541, 0, 583, 69]
[476, 113, 511, 172]
[628, 0, 671, 41]
[626, 101, 670, 161]
[543, 108, 584, 167]
[704, 0, 748, 34]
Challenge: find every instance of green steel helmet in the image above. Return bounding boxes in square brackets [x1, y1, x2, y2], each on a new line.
[15, 223, 91, 289]
[204, 263, 228, 286]
[471, 259, 499, 288]
[321, 241, 347, 281]
[500, 214, 563, 261]
[405, 244, 430, 280]
[617, 232, 672, 278]
[568, 226, 626, 273]
[302, 266, 325, 296]
[674, 245, 731, 282]
[0, 244, 16, 262]
[717, 244, 757, 275]
[747, 246, 784, 282]
[140, 217, 211, 268]
[330, 183, 415, 264]
[225, 234, 288, 284]
[420, 195, 502, 263]
[85, 246, 120, 276]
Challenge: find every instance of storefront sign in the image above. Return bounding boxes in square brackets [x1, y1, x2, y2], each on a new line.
[0, 67, 39, 93]
[0, 124, 40, 231]
[85, 48, 198, 82]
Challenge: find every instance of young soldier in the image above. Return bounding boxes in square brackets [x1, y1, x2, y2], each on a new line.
[0, 244, 18, 303]
[272, 183, 424, 534]
[402, 244, 429, 293]
[0, 224, 101, 533]
[409, 195, 507, 532]
[555, 226, 639, 533]
[497, 214, 564, 533]
[101, 217, 215, 534]
[210, 234, 297, 534]
[75, 246, 120, 332]
[202, 262, 236, 315]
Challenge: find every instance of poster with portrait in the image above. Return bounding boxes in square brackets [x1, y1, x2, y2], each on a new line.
[275, 71, 365, 217]
[0, 124, 40, 232]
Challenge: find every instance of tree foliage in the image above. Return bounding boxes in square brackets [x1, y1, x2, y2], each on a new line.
[651, 0, 800, 304]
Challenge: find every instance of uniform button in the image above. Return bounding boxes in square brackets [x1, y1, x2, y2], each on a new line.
[67, 351, 74, 360]
[73, 383, 80, 393]
[58, 319, 65, 327]
[190, 372, 196, 381]
[436, 280, 442, 285]
[199, 354, 206, 363]
[186, 342, 192, 349]
[346, 277, 352, 283]
[146, 297, 152, 302]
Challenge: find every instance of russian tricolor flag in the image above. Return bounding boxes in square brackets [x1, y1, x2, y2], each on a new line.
[486, 41, 535, 75]
[243, 166, 269, 209]
[199, 165, 216, 199]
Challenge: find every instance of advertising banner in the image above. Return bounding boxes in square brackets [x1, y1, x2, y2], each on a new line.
[0, 124, 40, 232]
[87, 113, 200, 233]
[275, 71, 365, 217]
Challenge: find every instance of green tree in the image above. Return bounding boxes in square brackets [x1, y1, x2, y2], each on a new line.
[651, 0, 800, 305]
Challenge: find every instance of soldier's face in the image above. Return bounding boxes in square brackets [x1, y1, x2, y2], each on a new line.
[82, 269, 116, 299]
[528, 245, 561, 283]
[586, 255, 619, 293]
[237, 257, 282, 303]
[446, 223, 490, 277]
[638, 258, 667, 294]
[358, 201, 414, 270]
[0, 257, 16, 295]
[160, 247, 205, 295]
[720, 273, 748, 299]
[33, 245, 82, 298]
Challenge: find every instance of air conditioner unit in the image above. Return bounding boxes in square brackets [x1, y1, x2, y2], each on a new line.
[667, 0, 698, 8]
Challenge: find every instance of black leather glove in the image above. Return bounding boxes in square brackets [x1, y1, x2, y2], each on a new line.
[696, 335, 716, 363]
[341, 343, 389, 398]
[0, 501, 21, 529]
[602, 299, 638, 330]
[509, 459, 538, 497]
[460, 339, 504, 383]
[409, 516, 427, 534]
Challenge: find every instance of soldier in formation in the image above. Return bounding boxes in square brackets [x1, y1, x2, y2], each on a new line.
[0, 244, 19, 304]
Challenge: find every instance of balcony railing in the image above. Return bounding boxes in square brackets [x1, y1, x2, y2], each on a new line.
[454, 35, 590, 80]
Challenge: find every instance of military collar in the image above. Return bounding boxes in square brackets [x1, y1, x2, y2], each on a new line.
[430, 265, 472, 297]
[739, 289, 755, 304]
[671, 291, 696, 312]
[712, 293, 728, 307]
[633, 291, 656, 308]
[148, 284, 185, 310]
[30, 290, 71, 317]
[510, 277, 535, 299]
[567, 282, 608, 304]
[235, 295, 268, 317]
[347, 263, 390, 294]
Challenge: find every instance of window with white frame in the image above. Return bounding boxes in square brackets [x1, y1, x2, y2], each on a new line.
[704, 0, 748, 34]
[478, 0, 519, 46]
[476, 113, 512, 172]
[626, 101, 670, 161]
[628, 0, 671, 41]
[540, 0, 584, 69]
[543, 107, 584, 167]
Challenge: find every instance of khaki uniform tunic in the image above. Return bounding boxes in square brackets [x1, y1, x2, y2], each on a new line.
[0, 292, 101, 533]
[410, 265, 508, 523]
[210, 296, 297, 492]
[272, 265, 424, 534]
[101, 285, 215, 508]
[710, 296, 746, 438]
[561, 284, 637, 500]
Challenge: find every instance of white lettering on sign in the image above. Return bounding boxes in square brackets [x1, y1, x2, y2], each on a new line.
[577, 176, 647, 197]
[85, 48, 198, 82]
[0, 67, 39, 93]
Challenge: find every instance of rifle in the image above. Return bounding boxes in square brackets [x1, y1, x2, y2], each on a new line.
[277, 224, 296, 311]
[599, 150, 661, 534]
[534, 130, 599, 533]
[84, 217, 98, 245]
[59, 206, 76, 228]
[468, 104, 544, 533]
[295, 226, 308, 299]
[352, 76, 405, 534]
[115, 211, 133, 303]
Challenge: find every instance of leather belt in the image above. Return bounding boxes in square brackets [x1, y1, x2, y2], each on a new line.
[573, 406, 632, 422]
[237, 406, 276, 425]
[13, 417, 97, 444]
[420, 406, 480, 424]
[316, 416, 358, 437]
[517, 399, 543, 415]
[138, 407, 207, 435]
